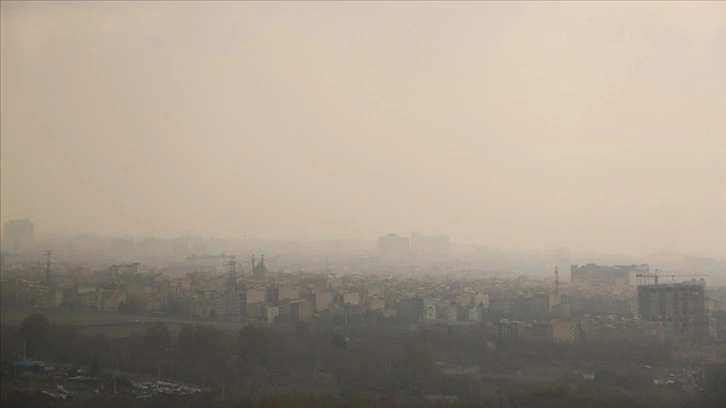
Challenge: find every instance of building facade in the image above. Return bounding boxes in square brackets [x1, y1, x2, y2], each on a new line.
[637, 281, 707, 343]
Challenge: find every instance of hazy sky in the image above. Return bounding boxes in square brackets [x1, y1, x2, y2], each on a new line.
[1, 1, 724, 257]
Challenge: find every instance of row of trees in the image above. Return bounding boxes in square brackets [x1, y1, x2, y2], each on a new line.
[4, 313, 681, 405]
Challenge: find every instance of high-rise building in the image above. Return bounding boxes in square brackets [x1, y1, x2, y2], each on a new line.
[3, 219, 35, 255]
[377, 233, 410, 256]
[411, 231, 449, 255]
[637, 281, 707, 343]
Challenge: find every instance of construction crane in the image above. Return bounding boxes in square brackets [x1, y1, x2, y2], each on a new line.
[636, 269, 708, 285]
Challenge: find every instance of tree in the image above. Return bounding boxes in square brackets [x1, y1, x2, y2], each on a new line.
[19, 313, 50, 355]
[238, 326, 281, 366]
[143, 321, 171, 355]
[331, 334, 347, 350]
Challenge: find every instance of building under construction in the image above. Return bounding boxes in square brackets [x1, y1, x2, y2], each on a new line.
[637, 280, 707, 343]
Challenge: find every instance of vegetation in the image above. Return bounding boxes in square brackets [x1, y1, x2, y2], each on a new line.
[0, 313, 710, 408]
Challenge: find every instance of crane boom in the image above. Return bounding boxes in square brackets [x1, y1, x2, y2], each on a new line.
[636, 272, 708, 285]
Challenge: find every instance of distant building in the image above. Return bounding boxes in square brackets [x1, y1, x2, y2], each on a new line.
[411, 232, 449, 256]
[280, 299, 314, 322]
[551, 320, 576, 343]
[497, 319, 553, 343]
[551, 303, 571, 318]
[471, 293, 490, 309]
[3, 219, 35, 255]
[265, 284, 279, 304]
[263, 304, 279, 323]
[252, 255, 268, 277]
[397, 296, 423, 322]
[468, 303, 485, 321]
[313, 291, 334, 312]
[638, 281, 707, 343]
[343, 291, 360, 305]
[423, 297, 438, 321]
[377, 234, 410, 256]
[570, 264, 647, 287]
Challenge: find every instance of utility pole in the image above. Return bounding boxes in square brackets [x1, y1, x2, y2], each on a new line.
[554, 266, 559, 304]
[44, 250, 53, 285]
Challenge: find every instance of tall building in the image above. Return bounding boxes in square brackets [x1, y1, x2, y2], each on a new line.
[3, 219, 35, 255]
[377, 233, 410, 256]
[637, 281, 707, 343]
[410, 232, 449, 256]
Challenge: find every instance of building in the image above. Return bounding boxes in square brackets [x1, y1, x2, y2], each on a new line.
[377, 234, 410, 256]
[252, 255, 268, 277]
[471, 293, 490, 309]
[368, 297, 386, 311]
[551, 303, 571, 318]
[571, 264, 647, 287]
[265, 285, 279, 304]
[423, 297, 438, 321]
[313, 291, 334, 313]
[280, 299, 314, 322]
[3, 219, 35, 254]
[637, 281, 707, 343]
[96, 289, 125, 312]
[410, 232, 449, 256]
[342, 291, 360, 305]
[578, 315, 666, 344]
[446, 304, 465, 322]
[397, 296, 423, 322]
[551, 320, 576, 343]
[263, 305, 279, 323]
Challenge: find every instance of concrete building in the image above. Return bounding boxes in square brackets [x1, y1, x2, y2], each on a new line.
[397, 296, 423, 322]
[96, 289, 125, 312]
[263, 304, 279, 323]
[468, 303, 485, 321]
[377, 233, 410, 256]
[3, 219, 35, 255]
[638, 281, 707, 343]
[368, 297, 386, 311]
[551, 320, 576, 344]
[313, 291, 334, 312]
[246, 288, 266, 304]
[471, 293, 490, 309]
[446, 304, 465, 322]
[343, 291, 360, 305]
[423, 297, 438, 321]
[278, 286, 300, 302]
[282, 299, 314, 322]
[410, 232, 449, 256]
[265, 285, 280, 304]
[551, 303, 571, 318]
[578, 316, 666, 344]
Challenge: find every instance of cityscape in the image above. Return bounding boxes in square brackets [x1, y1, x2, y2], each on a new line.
[2, 1, 725, 408]
[1, 218, 725, 407]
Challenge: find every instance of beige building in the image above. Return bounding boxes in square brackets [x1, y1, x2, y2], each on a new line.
[551, 319, 576, 343]
[314, 291, 334, 312]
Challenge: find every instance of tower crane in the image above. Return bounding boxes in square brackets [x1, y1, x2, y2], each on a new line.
[636, 269, 708, 285]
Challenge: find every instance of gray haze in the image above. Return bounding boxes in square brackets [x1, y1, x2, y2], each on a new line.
[1, 1, 724, 257]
